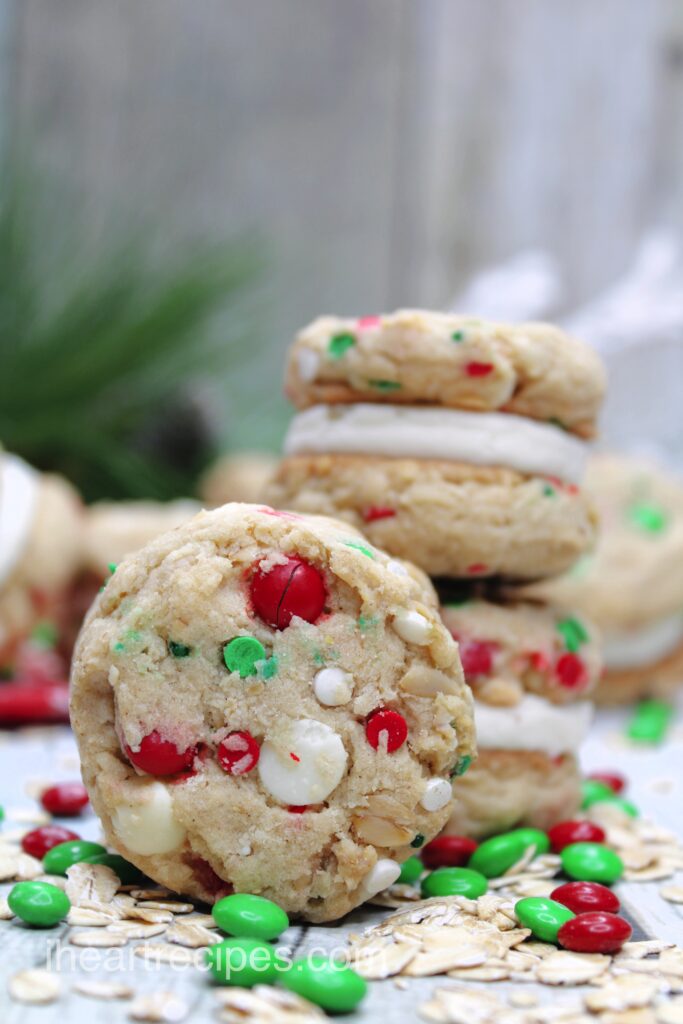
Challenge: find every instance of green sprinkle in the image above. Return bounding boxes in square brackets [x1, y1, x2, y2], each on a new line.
[30, 621, 58, 650]
[543, 484, 556, 497]
[344, 540, 375, 559]
[358, 615, 379, 633]
[113, 629, 141, 654]
[312, 650, 325, 666]
[259, 656, 278, 680]
[627, 699, 674, 744]
[168, 640, 192, 658]
[548, 417, 567, 431]
[328, 332, 356, 359]
[556, 617, 589, 653]
[223, 636, 267, 678]
[628, 502, 668, 534]
[450, 755, 472, 778]
[451, 330, 465, 342]
[368, 379, 401, 391]
[410, 833, 425, 849]
[108, 562, 117, 574]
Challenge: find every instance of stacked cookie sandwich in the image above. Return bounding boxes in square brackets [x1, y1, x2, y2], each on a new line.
[528, 452, 683, 705]
[268, 309, 607, 837]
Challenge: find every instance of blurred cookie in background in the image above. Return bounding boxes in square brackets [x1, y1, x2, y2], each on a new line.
[0, 451, 83, 669]
[527, 453, 683, 705]
[199, 451, 277, 507]
[82, 499, 201, 578]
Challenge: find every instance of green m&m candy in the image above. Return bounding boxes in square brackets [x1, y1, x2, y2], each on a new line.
[42, 839, 107, 875]
[397, 856, 423, 886]
[212, 893, 289, 941]
[82, 852, 145, 884]
[581, 778, 616, 808]
[8, 881, 71, 927]
[223, 636, 266, 678]
[205, 937, 282, 987]
[627, 700, 673, 745]
[560, 842, 624, 885]
[469, 828, 550, 878]
[282, 956, 367, 1013]
[515, 897, 575, 943]
[420, 867, 488, 899]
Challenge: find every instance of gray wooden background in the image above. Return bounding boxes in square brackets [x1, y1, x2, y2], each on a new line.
[1, 0, 683, 447]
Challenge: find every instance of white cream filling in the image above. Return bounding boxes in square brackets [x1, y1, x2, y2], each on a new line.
[603, 614, 683, 670]
[0, 454, 40, 589]
[474, 694, 594, 756]
[284, 404, 587, 484]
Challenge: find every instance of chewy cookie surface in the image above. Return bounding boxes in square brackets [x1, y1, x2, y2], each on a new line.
[70, 503, 474, 921]
[286, 309, 605, 437]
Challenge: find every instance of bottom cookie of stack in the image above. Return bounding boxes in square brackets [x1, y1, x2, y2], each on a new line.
[440, 595, 601, 839]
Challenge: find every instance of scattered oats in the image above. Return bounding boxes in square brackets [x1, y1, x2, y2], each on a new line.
[108, 921, 168, 940]
[349, 937, 417, 979]
[0, 852, 19, 881]
[133, 943, 200, 966]
[660, 885, 683, 904]
[15, 853, 44, 880]
[184, 913, 217, 928]
[214, 985, 326, 1022]
[68, 906, 120, 927]
[617, 941, 675, 960]
[585, 976, 663, 1012]
[70, 929, 128, 947]
[446, 961, 510, 982]
[621, 847, 658, 871]
[37, 873, 68, 889]
[66, 861, 119, 908]
[625, 863, 677, 883]
[509, 991, 538, 1008]
[510, 879, 558, 898]
[419, 985, 503, 1024]
[138, 900, 194, 914]
[126, 906, 175, 924]
[166, 920, 221, 948]
[0, 897, 13, 920]
[601, 1011, 658, 1024]
[394, 977, 409, 990]
[130, 888, 173, 900]
[648, 777, 675, 794]
[657, 999, 683, 1024]
[658, 948, 683, 979]
[129, 991, 189, 1022]
[113, 893, 138, 912]
[24, 777, 52, 800]
[73, 979, 134, 1000]
[6, 807, 51, 825]
[8, 968, 61, 1004]
[536, 951, 610, 985]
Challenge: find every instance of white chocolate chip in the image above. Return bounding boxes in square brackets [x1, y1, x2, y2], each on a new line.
[420, 778, 452, 812]
[296, 347, 321, 382]
[361, 858, 401, 896]
[392, 608, 432, 645]
[258, 719, 347, 805]
[112, 781, 186, 855]
[313, 667, 353, 706]
[386, 560, 408, 577]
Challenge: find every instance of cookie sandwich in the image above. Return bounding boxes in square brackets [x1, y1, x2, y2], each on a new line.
[268, 309, 605, 579]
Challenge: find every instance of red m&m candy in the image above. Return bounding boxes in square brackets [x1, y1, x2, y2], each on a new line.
[40, 782, 89, 817]
[125, 731, 197, 776]
[587, 771, 626, 795]
[459, 640, 496, 680]
[548, 820, 606, 852]
[551, 881, 620, 915]
[421, 835, 478, 870]
[22, 825, 80, 859]
[217, 732, 260, 775]
[365, 709, 408, 753]
[555, 653, 588, 689]
[558, 911, 632, 953]
[250, 557, 326, 630]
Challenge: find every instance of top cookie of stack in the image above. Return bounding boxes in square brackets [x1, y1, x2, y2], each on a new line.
[269, 310, 606, 580]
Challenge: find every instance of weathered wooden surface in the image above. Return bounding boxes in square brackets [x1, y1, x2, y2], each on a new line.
[3, 1, 683, 447]
[1, 706, 682, 1022]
